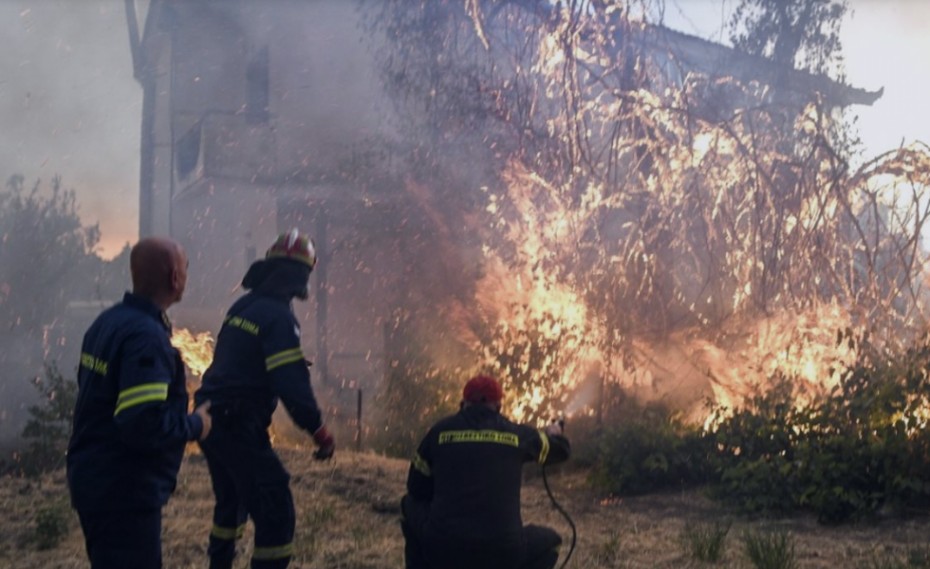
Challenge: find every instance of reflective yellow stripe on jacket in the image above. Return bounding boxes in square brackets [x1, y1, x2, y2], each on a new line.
[412, 452, 431, 477]
[265, 348, 303, 371]
[113, 383, 168, 416]
[437, 430, 519, 447]
[537, 430, 550, 464]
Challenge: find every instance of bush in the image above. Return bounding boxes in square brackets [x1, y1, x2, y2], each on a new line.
[707, 333, 930, 523]
[584, 332, 930, 524]
[17, 363, 76, 476]
[589, 398, 710, 495]
[705, 376, 806, 516]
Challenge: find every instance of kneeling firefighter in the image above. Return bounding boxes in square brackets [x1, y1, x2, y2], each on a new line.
[195, 229, 335, 569]
[401, 375, 571, 569]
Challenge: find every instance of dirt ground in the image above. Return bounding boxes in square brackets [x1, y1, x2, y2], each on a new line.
[2, 448, 930, 568]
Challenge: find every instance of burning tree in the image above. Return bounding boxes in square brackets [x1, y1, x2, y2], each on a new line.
[369, 0, 930, 424]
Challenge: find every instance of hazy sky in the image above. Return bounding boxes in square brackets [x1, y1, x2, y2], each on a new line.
[0, 1, 927, 259]
[0, 1, 139, 258]
[663, 0, 930, 163]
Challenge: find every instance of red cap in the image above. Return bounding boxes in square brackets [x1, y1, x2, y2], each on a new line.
[463, 375, 503, 404]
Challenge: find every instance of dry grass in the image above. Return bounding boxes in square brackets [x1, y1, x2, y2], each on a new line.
[3, 449, 930, 568]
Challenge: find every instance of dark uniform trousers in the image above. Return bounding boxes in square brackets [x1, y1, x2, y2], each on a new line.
[200, 410, 296, 569]
[401, 495, 561, 569]
[77, 508, 162, 569]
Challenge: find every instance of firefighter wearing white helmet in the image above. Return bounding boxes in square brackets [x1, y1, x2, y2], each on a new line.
[195, 229, 334, 569]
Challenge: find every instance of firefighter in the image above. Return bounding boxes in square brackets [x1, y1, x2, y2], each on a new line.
[195, 228, 335, 569]
[67, 236, 213, 569]
[401, 375, 571, 569]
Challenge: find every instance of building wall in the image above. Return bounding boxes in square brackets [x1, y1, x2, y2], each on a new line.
[142, 1, 405, 435]
[150, 36, 173, 236]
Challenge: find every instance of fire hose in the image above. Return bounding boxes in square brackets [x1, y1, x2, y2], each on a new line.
[542, 417, 576, 569]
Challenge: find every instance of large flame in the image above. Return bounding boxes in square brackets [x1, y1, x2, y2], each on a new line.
[475, 161, 610, 423]
[474, 159, 866, 426]
[171, 328, 215, 380]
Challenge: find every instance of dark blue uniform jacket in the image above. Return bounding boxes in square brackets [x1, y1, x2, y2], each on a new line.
[407, 405, 571, 549]
[67, 292, 203, 513]
[195, 291, 323, 435]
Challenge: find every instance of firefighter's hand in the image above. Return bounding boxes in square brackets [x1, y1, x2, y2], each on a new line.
[544, 420, 563, 437]
[194, 401, 212, 441]
[312, 425, 335, 460]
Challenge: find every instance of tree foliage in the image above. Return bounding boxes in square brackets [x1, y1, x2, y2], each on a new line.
[729, 0, 848, 75]
[0, 175, 100, 333]
[586, 331, 930, 524]
[0, 175, 126, 456]
[707, 331, 930, 523]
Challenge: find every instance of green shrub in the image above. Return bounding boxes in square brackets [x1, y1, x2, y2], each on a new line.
[18, 363, 76, 476]
[584, 333, 930, 524]
[742, 529, 796, 569]
[707, 332, 930, 523]
[557, 413, 601, 468]
[681, 520, 730, 563]
[705, 376, 806, 516]
[590, 398, 710, 495]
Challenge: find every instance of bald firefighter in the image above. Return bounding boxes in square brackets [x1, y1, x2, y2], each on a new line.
[195, 229, 335, 569]
[67, 236, 213, 569]
[401, 375, 571, 569]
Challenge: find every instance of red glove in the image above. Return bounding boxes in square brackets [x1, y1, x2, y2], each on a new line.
[312, 425, 335, 460]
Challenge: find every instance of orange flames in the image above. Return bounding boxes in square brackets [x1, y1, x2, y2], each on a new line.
[171, 328, 215, 380]
[474, 161, 612, 423]
[473, 160, 866, 426]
